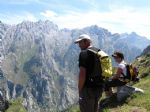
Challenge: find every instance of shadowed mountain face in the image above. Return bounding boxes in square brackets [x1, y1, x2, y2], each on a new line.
[0, 20, 149, 111]
[135, 45, 150, 78]
[140, 45, 150, 56]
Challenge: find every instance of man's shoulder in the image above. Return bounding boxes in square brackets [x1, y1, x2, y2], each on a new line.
[80, 50, 88, 56]
[79, 51, 88, 62]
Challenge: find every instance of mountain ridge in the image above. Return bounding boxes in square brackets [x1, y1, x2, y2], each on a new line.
[1, 20, 150, 40]
[0, 20, 150, 112]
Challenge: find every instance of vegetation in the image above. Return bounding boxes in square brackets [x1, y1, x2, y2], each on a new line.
[6, 98, 27, 112]
[108, 75, 150, 112]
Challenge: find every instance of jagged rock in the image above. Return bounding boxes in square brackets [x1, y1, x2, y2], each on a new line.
[117, 85, 144, 102]
[0, 20, 149, 111]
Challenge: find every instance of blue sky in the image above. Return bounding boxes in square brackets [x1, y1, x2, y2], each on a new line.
[0, 0, 150, 39]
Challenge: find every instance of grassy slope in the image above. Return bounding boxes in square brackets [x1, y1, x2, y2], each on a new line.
[6, 98, 27, 112]
[109, 75, 150, 112]
[68, 55, 150, 112]
[67, 74, 150, 112]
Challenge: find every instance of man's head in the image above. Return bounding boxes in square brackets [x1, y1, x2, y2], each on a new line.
[74, 34, 91, 50]
[112, 52, 124, 63]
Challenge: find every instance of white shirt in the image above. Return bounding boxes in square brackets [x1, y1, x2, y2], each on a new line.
[118, 61, 127, 76]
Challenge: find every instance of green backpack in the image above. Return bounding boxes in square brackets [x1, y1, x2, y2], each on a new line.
[88, 47, 112, 80]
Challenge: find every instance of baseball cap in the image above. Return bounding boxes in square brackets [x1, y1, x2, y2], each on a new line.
[74, 34, 91, 44]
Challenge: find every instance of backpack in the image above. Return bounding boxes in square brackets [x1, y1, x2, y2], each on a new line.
[123, 64, 139, 82]
[88, 47, 113, 81]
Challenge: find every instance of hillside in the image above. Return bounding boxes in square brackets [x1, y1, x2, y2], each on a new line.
[6, 98, 27, 112]
[0, 20, 150, 111]
[67, 45, 150, 112]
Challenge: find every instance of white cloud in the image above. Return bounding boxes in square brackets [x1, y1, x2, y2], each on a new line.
[0, 12, 37, 24]
[0, 6, 150, 39]
[40, 8, 150, 39]
[40, 10, 57, 18]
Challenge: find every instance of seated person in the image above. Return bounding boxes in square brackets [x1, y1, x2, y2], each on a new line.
[105, 51, 127, 97]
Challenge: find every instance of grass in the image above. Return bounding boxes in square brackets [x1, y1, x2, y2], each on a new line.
[6, 97, 27, 112]
[108, 75, 150, 112]
[63, 105, 80, 112]
[67, 78, 150, 112]
[68, 79, 150, 112]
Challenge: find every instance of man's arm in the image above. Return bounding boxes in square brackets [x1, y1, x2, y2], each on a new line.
[78, 66, 86, 94]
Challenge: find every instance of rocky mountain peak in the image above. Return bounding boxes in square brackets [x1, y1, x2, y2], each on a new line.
[83, 25, 110, 37]
[0, 20, 150, 111]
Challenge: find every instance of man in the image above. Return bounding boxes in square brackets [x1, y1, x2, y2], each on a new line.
[104, 52, 127, 97]
[75, 34, 103, 112]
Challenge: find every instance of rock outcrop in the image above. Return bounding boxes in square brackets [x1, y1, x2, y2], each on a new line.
[0, 20, 149, 111]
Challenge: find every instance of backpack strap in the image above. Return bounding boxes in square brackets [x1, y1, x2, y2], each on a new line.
[119, 63, 131, 83]
[87, 47, 100, 54]
[88, 47, 109, 58]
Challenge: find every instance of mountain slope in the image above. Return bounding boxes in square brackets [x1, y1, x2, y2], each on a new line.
[135, 45, 150, 78]
[0, 20, 149, 111]
[118, 32, 149, 50]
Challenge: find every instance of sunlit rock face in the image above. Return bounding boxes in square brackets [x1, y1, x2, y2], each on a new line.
[0, 20, 149, 111]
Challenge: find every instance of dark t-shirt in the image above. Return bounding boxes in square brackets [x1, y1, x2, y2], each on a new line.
[79, 48, 103, 87]
[79, 49, 95, 75]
